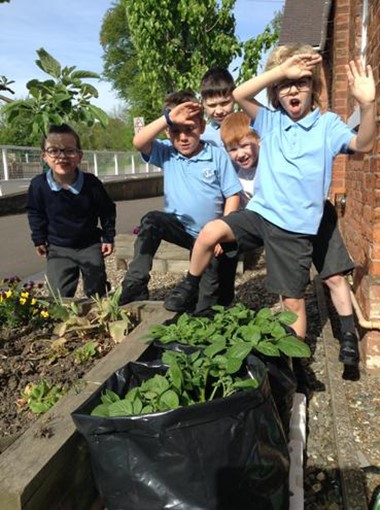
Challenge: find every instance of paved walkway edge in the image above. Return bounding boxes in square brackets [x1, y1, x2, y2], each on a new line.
[314, 275, 368, 509]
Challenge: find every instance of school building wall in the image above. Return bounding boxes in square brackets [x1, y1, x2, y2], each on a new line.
[327, 0, 380, 368]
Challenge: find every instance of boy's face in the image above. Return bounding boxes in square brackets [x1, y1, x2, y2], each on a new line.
[226, 136, 259, 170]
[42, 133, 82, 182]
[276, 77, 313, 120]
[203, 94, 235, 125]
[166, 117, 205, 158]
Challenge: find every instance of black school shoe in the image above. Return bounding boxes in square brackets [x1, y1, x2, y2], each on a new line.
[339, 331, 360, 366]
[164, 279, 198, 312]
[119, 282, 149, 306]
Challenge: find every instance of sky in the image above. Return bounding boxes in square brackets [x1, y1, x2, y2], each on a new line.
[0, 0, 284, 114]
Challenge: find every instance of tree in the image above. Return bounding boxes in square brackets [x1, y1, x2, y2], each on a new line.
[237, 11, 281, 83]
[101, 0, 281, 119]
[100, 0, 241, 117]
[1, 48, 109, 138]
[100, 2, 152, 122]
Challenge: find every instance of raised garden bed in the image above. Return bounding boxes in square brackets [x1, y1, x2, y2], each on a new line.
[0, 302, 175, 510]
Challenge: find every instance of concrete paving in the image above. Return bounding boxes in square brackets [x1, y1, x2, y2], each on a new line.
[0, 196, 164, 280]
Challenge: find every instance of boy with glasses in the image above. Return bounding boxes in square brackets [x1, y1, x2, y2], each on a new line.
[165, 44, 376, 369]
[27, 123, 116, 298]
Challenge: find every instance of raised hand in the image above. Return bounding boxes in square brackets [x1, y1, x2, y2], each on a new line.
[280, 53, 322, 80]
[346, 59, 375, 105]
[169, 101, 202, 126]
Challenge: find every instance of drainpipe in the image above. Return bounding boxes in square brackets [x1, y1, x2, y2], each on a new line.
[349, 289, 380, 330]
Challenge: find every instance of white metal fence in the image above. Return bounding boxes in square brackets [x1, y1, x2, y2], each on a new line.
[0, 145, 159, 181]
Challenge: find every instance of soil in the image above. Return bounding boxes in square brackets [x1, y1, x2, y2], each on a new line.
[0, 315, 138, 442]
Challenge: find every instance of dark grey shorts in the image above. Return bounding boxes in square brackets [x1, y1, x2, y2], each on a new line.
[312, 201, 355, 279]
[222, 210, 314, 299]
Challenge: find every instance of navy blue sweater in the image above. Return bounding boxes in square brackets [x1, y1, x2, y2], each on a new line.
[27, 172, 116, 248]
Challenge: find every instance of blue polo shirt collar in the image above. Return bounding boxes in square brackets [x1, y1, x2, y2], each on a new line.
[172, 141, 213, 162]
[282, 107, 321, 130]
[46, 168, 84, 194]
[210, 121, 220, 130]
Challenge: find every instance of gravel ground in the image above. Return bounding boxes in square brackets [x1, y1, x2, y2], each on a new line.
[100, 252, 380, 509]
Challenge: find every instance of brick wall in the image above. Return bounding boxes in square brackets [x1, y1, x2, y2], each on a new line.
[327, 0, 380, 369]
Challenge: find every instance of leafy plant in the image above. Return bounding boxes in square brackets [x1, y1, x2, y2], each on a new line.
[0, 276, 50, 331]
[91, 341, 259, 418]
[1, 48, 108, 138]
[146, 303, 311, 358]
[21, 379, 65, 414]
[47, 284, 136, 343]
[72, 341, 98, 364]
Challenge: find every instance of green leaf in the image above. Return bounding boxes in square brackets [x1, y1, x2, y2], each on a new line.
[255, 341, 281, 357]
[277, 336, 311, 358]
[91, 403, 110, 417]
[101, 389, 120, 406]
[256, 308, 272, 320]
[226, 357, 243, 374]
[71, 70, 101, 80]
[86, 104, 109, 128]
[226, 342, 252, 361]
[159, 389, 179, 410]
[36, 48, 62, 78]
[233, 378, 259, 390]
[204, 338, 226, 358]
[277, 311, 298, 326]
[108, 399, 134, 416]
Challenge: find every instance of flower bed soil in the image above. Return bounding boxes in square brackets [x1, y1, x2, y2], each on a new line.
[0, 323, 122, 441]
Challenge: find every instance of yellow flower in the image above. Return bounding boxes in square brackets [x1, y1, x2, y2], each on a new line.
[31, 298, 37, 305]
[19, 298, 27, 305]
[20, 291, 29, 299]
[40, 310, 49, 319]
[5, 290, 12, 298]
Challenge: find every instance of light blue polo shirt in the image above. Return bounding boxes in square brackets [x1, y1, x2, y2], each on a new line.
[142, 140, 242, 237]
[247, 107, 355, 234]
[202, 122, 223, 147]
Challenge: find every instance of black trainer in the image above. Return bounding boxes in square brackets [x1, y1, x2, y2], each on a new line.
[164, 279, 198, 312]
[339, 331, 360, 366]
[119, 282, 149, 306]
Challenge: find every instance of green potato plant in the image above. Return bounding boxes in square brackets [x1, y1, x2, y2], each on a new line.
[146, 303, 311, 358]
[91, 341, 259, 418]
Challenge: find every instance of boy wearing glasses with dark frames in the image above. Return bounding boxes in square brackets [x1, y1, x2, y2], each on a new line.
[165, 44, 376, 365]
[27, 124, 116, 298]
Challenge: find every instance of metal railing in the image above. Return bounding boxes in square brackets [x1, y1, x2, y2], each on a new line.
[0, 145, 159, 182]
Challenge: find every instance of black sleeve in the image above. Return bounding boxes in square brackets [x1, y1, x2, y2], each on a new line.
[26, 179, 48, 246]
[93, 178, 116, 243]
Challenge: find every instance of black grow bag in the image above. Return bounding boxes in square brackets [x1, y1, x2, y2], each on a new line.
[72, 357, 290, 510]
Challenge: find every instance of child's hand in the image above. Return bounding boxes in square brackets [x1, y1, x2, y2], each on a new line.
[214, 243, 224, 257]
[346, 59, 375, 106]
[36, 245, 47, 257]
[280, 53, 322, 80]
[169, 101, 202, 126]
[102, 243, 113, 257]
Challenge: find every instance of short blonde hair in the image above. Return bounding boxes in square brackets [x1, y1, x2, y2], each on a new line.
[220, 111, 259, 147]
[266, 43, 323, 110]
